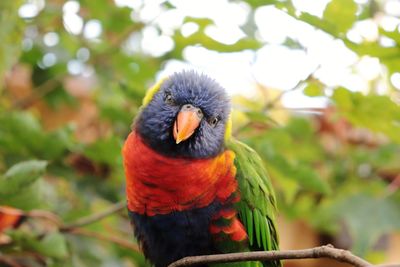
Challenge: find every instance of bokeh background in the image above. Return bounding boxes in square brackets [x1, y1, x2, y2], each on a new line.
[1, 0, 400, 266]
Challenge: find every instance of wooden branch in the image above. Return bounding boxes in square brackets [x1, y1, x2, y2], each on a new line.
[26, 210, 62, 227]
[233, 65, 321, 137]
[60, 200, 126, 230]
[13, 201, 135, 254]
[168, 245, 373, 267]
[66, 228, 140, 252]
[0, 256, 22, 267]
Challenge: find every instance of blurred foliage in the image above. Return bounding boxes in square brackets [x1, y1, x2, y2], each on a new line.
[0, 0, 400, 266]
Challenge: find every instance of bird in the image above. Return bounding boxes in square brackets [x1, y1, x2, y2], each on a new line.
[123, 71, 280, 267]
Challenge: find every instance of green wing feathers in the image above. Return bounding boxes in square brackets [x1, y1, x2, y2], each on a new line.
[227, 138, 281, 267]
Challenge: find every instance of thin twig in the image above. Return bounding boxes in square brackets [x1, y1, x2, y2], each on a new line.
[26, 210, 62, 227]
[66, 228, 140, 252]
[168, 245, 372, 267]
[233, 66, 321, 136]
[60, 200, 126, 230]
[386, 174, 400, 196]
[20, 201, 135, 253]
[0, 206, 62, 227]
[0, 256, 22, 267]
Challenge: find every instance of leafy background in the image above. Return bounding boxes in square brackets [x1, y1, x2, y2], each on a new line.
[1, 0, 400, 266]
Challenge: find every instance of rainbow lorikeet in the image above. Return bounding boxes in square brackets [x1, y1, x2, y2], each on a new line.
[123, 71, 280, 267]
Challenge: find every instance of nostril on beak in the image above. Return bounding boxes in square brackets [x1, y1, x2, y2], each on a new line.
[183, 104, 193, 110]
[180, 104, 203, 119]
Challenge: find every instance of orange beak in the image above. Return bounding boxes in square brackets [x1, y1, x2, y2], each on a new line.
[173, 106, 202, 144]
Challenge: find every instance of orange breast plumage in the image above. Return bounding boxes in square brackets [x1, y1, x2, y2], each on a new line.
[123, 131, 238, 216]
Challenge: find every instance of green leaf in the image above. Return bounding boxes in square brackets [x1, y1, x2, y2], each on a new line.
[0, 112, 75, 160]
[171, 28, 261, 58]
[83, 136, 122, 167]
[295, 164, 331, 194]
[266, 154, 331, 195]
[282, 37, 304, 50]
[323, 0, 357, 34]
[183, 17, 214, 31]
[0, 160, 47, 196]
[298, 12, 337, 36]
[244, 111, 279, 127]
[245, 0, 275, 8]
[0, 180, 47, 210]
[332, 87, 400, 143]
[331, 87, 353, 109]
[0, 0, 24, 90]
[333, 194, 400, 256]
[11, 231, 68, 259]
[0, 111, 41, 156]
[39, 232, 69, 259]
[304, 82, 324, 97]
[379, 27, 400, 45]
[344, 40, 400, 59]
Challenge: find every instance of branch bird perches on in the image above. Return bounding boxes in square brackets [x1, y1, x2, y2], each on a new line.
[168, 245, 400, 267]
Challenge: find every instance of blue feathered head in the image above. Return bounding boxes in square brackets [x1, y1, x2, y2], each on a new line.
[135, 71, 231, 158]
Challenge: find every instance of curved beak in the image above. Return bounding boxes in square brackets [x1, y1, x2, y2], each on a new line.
[173, 105, 203, 144]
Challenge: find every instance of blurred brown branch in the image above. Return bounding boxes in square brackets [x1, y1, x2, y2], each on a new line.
[233, 66, 321, 137]
[66, 227, 140, 252]
[60, 200, 126, 230]
[0, 256, 21, 267]
[168, 244, 384, 267]
[4, 201, 138, 253]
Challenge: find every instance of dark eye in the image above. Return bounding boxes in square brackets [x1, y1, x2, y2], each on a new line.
[209, 116, 219, 127]
[164, 92, 174, 104]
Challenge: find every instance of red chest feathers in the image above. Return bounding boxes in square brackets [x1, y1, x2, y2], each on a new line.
[123, 132, 238, 216]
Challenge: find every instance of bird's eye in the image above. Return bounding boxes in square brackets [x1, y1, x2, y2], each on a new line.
[209, 116, 219, 127]
[164, 92, 174, 104]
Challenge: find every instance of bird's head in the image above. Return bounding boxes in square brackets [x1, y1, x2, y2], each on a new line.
[135, 71, 231, 159]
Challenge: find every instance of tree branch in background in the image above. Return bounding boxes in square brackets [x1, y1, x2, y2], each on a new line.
[7, 201, 138, 253]
[0, 256, 22, 267]
[57, 201, 140, 252]
[26, 210, 62, 226]
[168, 245, 375, 267]
[233, 65, 321, 137]
[386, 174, 400, 196]
[60, 200, 126, 231]
[66, 228, 140, 252]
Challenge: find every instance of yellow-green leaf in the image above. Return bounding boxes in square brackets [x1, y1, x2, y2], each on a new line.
[323, 0, 357, 34]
